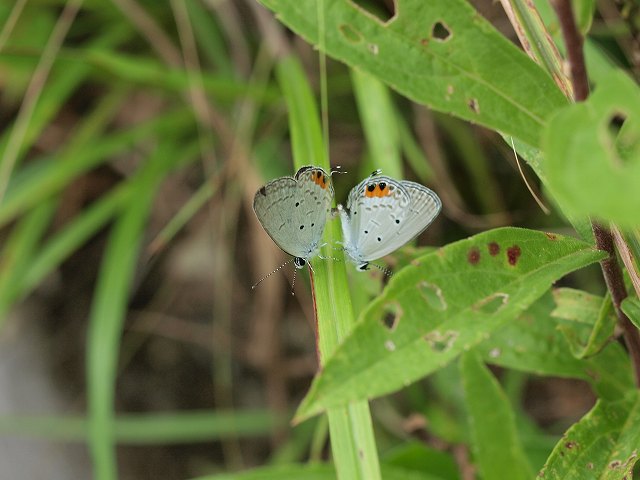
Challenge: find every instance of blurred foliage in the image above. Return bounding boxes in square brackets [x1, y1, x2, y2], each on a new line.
[0, 0, 639, 479]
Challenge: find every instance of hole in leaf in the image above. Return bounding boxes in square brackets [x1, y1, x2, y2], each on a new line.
[608, 112, 627, 138]
[424, 330, 458, 352]
[432, 21, 451, 41]
[339, 24, 363, 44]
[349, 0, 396, 23]
[608, 111, 640, 165]
[473, 292, 509, 314]
[418, 281, 447, 311]
[379, 302, 402, 331]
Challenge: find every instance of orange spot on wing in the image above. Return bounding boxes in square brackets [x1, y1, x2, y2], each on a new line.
[309, 170, 329, 189]
[378, 185, 390, 197]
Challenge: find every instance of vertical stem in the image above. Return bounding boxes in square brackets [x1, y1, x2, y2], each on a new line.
[551, 0, 640, 386]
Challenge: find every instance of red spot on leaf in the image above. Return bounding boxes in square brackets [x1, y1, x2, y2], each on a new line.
[468, 247, 480, 265]
[488, 242, 500, 256]
[507, 245, 521, 266]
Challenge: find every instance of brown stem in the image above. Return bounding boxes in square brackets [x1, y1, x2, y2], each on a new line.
[550, 0, 589, 101]
[592, 223, 640, 385]
[551, 0, 640, 386]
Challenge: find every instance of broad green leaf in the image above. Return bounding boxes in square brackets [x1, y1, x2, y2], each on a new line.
[504, 135, 594, 241]
[460, 353, 533, 480]
[622, 297, 640, 330]
[552, 288, 616, 358]
[540, 391, 640, 479]
[478, 293, 633, 400]
[543, 71, 640, 227]
[296, 228, 606, 420]
[551, 288, 603, 324]
[258, 0, 567, 147]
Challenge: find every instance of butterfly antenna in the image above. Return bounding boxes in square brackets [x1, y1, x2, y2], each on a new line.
[290, 267, 297, 296]
[252, 258, 294, 290]
[371, 262, 393, 277]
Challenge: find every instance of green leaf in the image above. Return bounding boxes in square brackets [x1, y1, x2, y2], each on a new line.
[551, 288, 603, 324]
[574, 0, 596, 34]
[258, 0, 567, 147]
[552, 288, 616, 358]
[540, 391, 640, 479]
[383, 442, 459, 480]
[296, 228, 606, 420]
[543, 70, 640, 227]
[460, 353, 533, 480]
[478, 293, 633, 400]
[620, 297, 640, 328]
[622, 297, 640, 330]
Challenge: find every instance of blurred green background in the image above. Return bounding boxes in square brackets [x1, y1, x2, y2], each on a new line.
[0, 0, 636, 478]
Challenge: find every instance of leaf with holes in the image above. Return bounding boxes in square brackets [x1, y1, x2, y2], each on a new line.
[295, 228, 605, 421]
[478, 293, 633, 400]
[539, 391, 640, 479]
[258, 0, 567, 147]
[543, 71, 640, 227]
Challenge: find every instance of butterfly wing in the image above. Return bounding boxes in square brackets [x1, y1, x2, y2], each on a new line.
[341, 175, 441, 264]
[394, 180, 441, 243]
[253, 166, 333, 261]
[341, 175, 411, 263]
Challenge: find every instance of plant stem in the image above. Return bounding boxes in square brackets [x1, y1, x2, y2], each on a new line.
[551, 0, 640, 386]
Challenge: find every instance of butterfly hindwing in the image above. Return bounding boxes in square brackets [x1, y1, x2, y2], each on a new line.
[253, 166, 333, 262]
